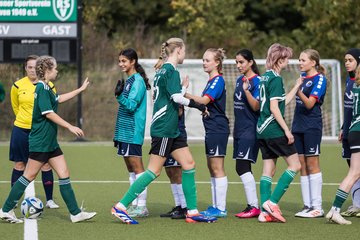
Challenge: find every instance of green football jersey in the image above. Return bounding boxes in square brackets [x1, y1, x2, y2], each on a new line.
[29, 81, 59, 152]
[257, 70, 286, 139]
[150, 63, 181, 138]
[349, 83, 360, 132]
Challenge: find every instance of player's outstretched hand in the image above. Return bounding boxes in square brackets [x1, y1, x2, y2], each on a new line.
[68, 125, 84, 137]
[182, 75, 189, 88]
[79, 77, 90, 92]
[115, 79, 125, 97]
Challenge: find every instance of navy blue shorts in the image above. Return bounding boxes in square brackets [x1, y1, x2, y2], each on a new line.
[29, 148, 63, 163]
[233, 137, 259, 163]
[116, 142, 142, 157]
[258, 136, 297, 159]
[293, 131, 322, 156]
[205, 133, 229, 157]
[348, 131, 360, 154]
[164, 155, 181, 168]
[9, 126, 30, 163]
[342, 138, 351, 159]
[149, 135, 187, 157]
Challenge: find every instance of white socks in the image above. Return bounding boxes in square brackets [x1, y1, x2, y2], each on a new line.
[211, 176, 228, 211]
[240, 172, 259, 208]
[300, 173, 323, 209]
[176, 183, 187, 208]
[310, 172, 323, 210]
[171, 184, 181, 207]
[351, 179, 360, 208]
[135, 172, 148, 207]
[129, 172, 137, 206]
[300, 175, 311, 208]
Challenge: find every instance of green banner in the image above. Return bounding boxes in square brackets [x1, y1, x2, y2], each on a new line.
[0, 0, 77, 22]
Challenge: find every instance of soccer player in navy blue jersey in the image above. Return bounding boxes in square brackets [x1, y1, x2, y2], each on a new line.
[326, 65, 360, 225]
[185, 48, 230, 218]
[292, 49, 327, 218]
[232, 49, 261, 218]
[160, 105, 187, 219]
[113, 48, 151, 218]
[338, 48, 360, 217]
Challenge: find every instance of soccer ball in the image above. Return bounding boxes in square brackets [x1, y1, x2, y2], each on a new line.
[21, 197, 44, 219]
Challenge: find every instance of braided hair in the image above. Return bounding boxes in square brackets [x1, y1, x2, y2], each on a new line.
[154, 38, 184, 70]
[35, 56, 56, 82]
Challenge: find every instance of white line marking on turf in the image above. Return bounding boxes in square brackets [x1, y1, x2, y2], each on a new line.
[0, 180, 341, 186]
[24, 181, 38, 240]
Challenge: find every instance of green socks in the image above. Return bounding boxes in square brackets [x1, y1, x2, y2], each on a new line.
[182, 168, 197, 211]
[3, 176, 29, 212]
[260, 176, 272, 211]
[270, 169, 297, 204]
[333, 189, 348, 208]
[120, 170, 156, 207]
[59, 178, 81, 215]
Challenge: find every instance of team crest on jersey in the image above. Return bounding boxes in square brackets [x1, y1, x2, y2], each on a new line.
[235, 92, 242, 101]
[305, 81, 313, 87]
[34, 93, 37, 99]
[52, 0, 75, 22]
[345, 92, 353, 100]
[125, 83, 130, 92]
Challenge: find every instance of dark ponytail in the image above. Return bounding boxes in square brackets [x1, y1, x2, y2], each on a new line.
[135, 63, 151, 90]
[236, 49, 260, 75]
[119, 48, 150, 90]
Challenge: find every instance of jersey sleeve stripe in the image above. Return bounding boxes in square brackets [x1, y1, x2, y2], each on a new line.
[204, 94, 214, 102]
[41, 110, 54, 115]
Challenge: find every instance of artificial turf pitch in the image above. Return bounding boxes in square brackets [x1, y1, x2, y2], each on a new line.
[0, 143, 359, 240]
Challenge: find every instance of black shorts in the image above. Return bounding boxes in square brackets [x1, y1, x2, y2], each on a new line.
[258, 136, 297, 160]
[149, 136, 188, 157]
[348, 131, 360, 154]
[29, 148, 63, 163]
[342, 138, 351, 159]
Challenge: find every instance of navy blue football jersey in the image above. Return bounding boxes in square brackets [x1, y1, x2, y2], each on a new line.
[292, 73, 327, 133]
[233, 75, 260, 138]
[202, 75, 230, 134]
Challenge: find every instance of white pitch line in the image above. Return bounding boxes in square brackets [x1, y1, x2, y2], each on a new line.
[0, 180, 341, 186]
[24, 181, 38, 240]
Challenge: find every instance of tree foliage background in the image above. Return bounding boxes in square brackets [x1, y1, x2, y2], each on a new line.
[1, 0, 360, 140]
[82, 0, 360, 63]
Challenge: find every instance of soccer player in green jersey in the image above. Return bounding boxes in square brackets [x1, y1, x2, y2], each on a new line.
[257, 43, 302, 223]
[326, 65, 360, 225]
[111, 37, 217, 224]
[0, 56, 96, 224]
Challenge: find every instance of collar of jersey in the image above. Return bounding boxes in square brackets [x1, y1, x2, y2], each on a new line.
[242, 74, 258, 81]
[267, 69, 280, 77]
[164, 62, 177, 70]
[208, 74, 222, 82]
[303, 73, 320, 79]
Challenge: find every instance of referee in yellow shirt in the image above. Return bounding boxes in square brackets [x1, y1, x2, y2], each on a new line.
[9, 55, 59, 209]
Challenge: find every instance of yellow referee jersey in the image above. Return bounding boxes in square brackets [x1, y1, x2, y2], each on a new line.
[11, 77, 56, 129]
